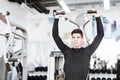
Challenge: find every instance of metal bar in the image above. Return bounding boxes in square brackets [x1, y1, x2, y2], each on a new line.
[0, 33, 9, 37]
[8, 58, 18, 62]
[10, 22, 28, 40]
[0, 33, 21, 40]
[12, 32, 26, 39]
[64, 17, 80, 28]
[83, 20, 90, 46]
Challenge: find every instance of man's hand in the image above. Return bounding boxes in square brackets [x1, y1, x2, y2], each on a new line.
[0, 13, 7, 24]
[54, 14, 64, 19]
[90, 13, 100, 17]
[87, 10, 100, 17]
[53, 10, 65, 19]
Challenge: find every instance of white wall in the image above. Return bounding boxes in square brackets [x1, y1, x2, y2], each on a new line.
[0, 0, 28, 27]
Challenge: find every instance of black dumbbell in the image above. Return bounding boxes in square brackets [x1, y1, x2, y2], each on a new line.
[27, 75, 31, 80]
[96, 77, 101, 80]
[91, 77, 96, 80]
[101, 69, 106, 73]
[112, 78, 117, 80]
[112, 69, 117, 74]
[101, 77, 106, 80]
[43, 75, 47, 80]
[106, 69, 111, 74]
[96, 69, 101, 74]
[91, 69, 95, 74]
[39, 75, 43, 80]
[107, 78, 111, 80]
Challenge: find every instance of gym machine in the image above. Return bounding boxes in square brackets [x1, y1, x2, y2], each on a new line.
[48, 51, 64, 80]
[0, 11, 28, 80]
[117, 54, 120, 80]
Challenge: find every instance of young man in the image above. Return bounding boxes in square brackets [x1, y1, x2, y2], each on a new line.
[52, 13, 104, 80]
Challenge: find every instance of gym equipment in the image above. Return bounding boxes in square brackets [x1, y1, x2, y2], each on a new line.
[112, 69, 117, 74]
[89, 68, 116, 80]
[106, 69, 111, 74]
[27, 75, 47, 80]
[96, 77, 101, 80]
[117, 55, 120, 80]
[112, 78, 117, 80]
[53, 9, 91, 46]
[87, 10, 97, 14]
[53, 10, 65, 16]
[101, 77, 106, 80]
[91, 77, 96, 80]
[83, 19, 90, 45]
[35, 66, 48, 72]
[0, 11, 28, 80]
[49, 51, 64, 80]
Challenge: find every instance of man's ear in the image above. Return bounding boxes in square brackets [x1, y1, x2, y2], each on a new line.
[81, 37, 84, 42]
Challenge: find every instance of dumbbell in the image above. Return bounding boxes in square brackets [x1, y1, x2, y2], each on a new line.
[95, 69, 101, 74]
[112, 69, 117, 74]
[91, 77, 96, 80]
[112, 78, 117, 80]
[30, 76, 35, 80]
[101, 69, 106, 73]
[27, 75, 31, 80]
[96, 77, 101, 80]
[107, 78, 111, 80]
[39, 75, 43, 80]
[43, 66, 48, 71]
[101, 77, 106, 80]
[43, 75, 47, 80]
[106, 69, 111, 74]
[91, 69, 95, 74]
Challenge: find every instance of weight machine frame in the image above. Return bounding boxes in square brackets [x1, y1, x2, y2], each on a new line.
[0, 12, 28, 80]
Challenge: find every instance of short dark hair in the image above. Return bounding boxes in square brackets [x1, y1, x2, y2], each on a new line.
[71, 29, 83, 37]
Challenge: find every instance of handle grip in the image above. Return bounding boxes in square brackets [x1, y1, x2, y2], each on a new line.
[87, 10, 97, 14]
[53, 10, 65, 16]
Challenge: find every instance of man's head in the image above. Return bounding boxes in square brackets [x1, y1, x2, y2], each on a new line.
[71, 29, 83, 48]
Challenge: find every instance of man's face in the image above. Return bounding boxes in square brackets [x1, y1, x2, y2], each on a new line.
[72, 33, 83, 48]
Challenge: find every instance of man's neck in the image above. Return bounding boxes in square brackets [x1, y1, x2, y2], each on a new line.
[73, 46, 82, 49]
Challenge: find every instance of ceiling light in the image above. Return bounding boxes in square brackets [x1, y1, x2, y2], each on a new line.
[103, 0, 110, 10]
[21, 3, 35, 14]
[57, 0, 71, 13]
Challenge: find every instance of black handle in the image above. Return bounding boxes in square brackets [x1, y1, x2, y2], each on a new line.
[87, 10, 97, 14]
[53, 10, 65, 16]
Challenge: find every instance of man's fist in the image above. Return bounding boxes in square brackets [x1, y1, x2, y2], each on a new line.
[0, 13, 7, 24]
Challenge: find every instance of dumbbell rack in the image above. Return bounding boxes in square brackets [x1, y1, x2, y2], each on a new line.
[89, 69, 117, 80]
[28, 66, 48, 80]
